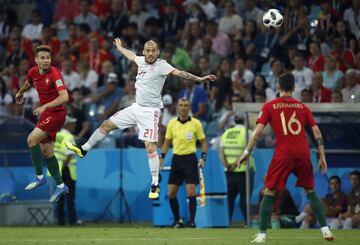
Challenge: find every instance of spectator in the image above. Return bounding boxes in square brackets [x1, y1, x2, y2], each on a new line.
[296, 176, 348, 229]
[66, 89, 90, 142]
[267, 59, 283, 95]
[54, 41, 78, 69]
[22, 9, 43, 40]
[322, 55, 344, 91]
[84, 35, 113, 74]
[143, 17, 162, 41]
[191, 36, 221, 72]
[164, 37, 192, 70]
[180, 19, 203, 54]
[123, 22, 145, 54]
[283, 0, 306, 34]
[101, 0, 128, 39]
[331, 90, 344, 102]
[160, 1, 185, 39]
[218, 0, 243, 37]
[300, 88, 313, 103]
[129, 0, 151, 35]
[237, 20, 258, 57]
[198, 0, 217, 20]
[0, 77, 13, 115]
[212, 58, 233, 112]
[291, 53, 313, 100]
[231, 57, 254, 100]
[5, 37, 28, 67]
[334, 20, 357, 50]
[308, 41, 325, 73]
[312, 31, 332, 56]
[178, 79, 207, 121]
[61, 59, 81, 92]
[316, 1, 339, 38]
[250, 75, 276, 102]
[40, 26, 61, 56]
[332, 0, 352, 17]
[331, 38, 356, 73]
[182, 1, 207, 22]
[244, 0, 264, 26]
[342, 69, 360, 102]
[53, 0, 79, 26]
[343, 0, 360, 39]
[338, 170, 360, 229]
[206, 20, 232, 57]
[74, 0, 101, 32]
[197, 56, 212, 91]
[76, 58, 99, 95]
[280, 17, 311, 55]
[219, 114, 255, 222]
[311, 72, 332, 103]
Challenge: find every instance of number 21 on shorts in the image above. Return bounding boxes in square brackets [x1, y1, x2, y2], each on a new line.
[280, 111, 301, 135]
[143, 129, 153, 139]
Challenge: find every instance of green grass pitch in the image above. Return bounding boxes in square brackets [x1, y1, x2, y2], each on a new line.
[0, 225, 359, 245]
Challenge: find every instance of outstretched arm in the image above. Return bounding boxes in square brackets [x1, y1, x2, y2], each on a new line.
[113, 38, 136, 62]
[311, 125, 327, 173]
[171, 69, 217, 82]
[236, 123, 265, 166]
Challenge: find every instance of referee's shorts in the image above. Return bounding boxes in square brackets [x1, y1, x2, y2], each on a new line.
[168, 153, 199, 185]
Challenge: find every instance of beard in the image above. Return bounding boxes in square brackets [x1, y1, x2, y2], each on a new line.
[145, 56, 157, 64]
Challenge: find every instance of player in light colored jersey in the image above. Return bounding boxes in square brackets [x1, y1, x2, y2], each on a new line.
[65, 38, 217, 199]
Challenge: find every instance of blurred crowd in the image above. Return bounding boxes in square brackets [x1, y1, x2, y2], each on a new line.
[0, 0, 360, 145]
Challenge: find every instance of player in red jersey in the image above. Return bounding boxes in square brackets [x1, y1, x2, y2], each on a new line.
[15, 45, 70, 202]
[237, 73, 335, 243]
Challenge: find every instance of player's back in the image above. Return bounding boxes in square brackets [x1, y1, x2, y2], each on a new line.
[257, 96, 317, 159]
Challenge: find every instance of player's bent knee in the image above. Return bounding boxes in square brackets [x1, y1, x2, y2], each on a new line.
[100, 120, 116, 132]
[145, 142, 157, 154]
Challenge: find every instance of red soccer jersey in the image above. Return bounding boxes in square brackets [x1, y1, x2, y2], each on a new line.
[257, 96, 317, 158]
[28, 66, 67, 112]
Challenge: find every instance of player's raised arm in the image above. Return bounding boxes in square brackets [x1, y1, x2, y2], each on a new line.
[311, 125, 327, 173]
[15, 80, 32, 104]
[113, 38, 136, 62]
[171, 69, 217, 83]
[236, 123, 265, 166]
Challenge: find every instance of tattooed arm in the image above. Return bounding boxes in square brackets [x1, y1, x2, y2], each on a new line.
[172, 69, 217, 82]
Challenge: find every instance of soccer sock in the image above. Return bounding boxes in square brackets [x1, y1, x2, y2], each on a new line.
[45, 156, 63, 185]
[188, 196, 196, 223]
[259, 195, 275, 233]
[148, 152, 159, 186]
[300, 220, 310, 229]
[307, 192, 327, 227]
[30, 144, 43, 175]
[271, 219, 280, 229]
[169, 197, 180, 222]
[343, 217, 352, 229]
[82, 128, 108, 151]
[295, 211, 308, 223]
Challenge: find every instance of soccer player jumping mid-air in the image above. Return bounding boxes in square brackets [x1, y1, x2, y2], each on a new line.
[237, 72, 335, 243]
[65, 38, 217, 199]
[16, 45, 70, 202]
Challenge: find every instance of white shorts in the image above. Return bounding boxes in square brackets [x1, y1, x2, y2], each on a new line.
[109, 103, 161, 142]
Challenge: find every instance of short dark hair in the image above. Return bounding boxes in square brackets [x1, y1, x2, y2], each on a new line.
[279, 73, 295, 92]
[329, 175, 341, 185]
[35, 45, 51, 54]
[349, 170, 360, 178]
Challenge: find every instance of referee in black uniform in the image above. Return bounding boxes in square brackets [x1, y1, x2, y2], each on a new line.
[160, 98, 207, 228]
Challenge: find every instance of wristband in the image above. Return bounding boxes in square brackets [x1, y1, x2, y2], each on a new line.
[243, 149, 250, 156]
[159, 153, 166, 159]
[201, 152, 207, 161]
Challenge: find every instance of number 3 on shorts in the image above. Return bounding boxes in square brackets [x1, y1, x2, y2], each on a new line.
[280, 111, 301, 135]
[143, 129, 153, 139]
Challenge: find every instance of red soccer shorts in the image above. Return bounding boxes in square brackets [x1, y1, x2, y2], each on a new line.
[265, 157, 314, 190]
[36, 109, 66, 143]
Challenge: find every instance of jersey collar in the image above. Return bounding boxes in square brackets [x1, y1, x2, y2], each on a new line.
[177, 116, 191, 124]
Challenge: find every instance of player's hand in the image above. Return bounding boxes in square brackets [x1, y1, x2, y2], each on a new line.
[236, 153, 249, 167]
[200, 74, 217, 82]
[15, 92, 24, 104]
[159, 157, 165, 170]
[227, 163, 237, 172]
[33, 105, 46, 117]
[318, 156, 327, 174]
[113, 38, 123, 50]
[198, 158, 205, 168]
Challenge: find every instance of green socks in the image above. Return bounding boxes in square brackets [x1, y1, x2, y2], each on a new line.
[259, 194, 275, 232]
[307, 192, 327, 227]
[30, 145, 43, 175]
[45, 156, 63, 185]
